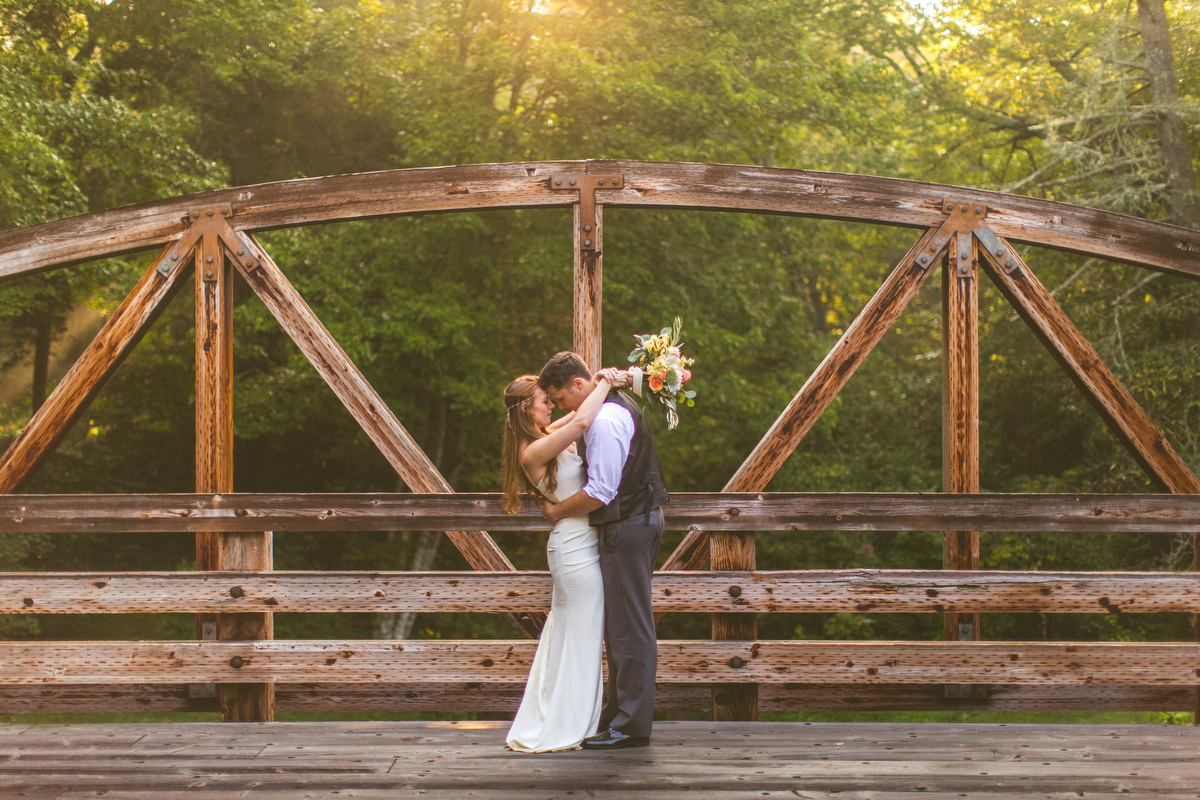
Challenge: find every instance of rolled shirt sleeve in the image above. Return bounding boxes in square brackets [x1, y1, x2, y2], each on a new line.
[582, 403, 636, 506]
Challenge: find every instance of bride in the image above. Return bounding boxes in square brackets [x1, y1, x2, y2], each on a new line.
[500, 369, 619, 752]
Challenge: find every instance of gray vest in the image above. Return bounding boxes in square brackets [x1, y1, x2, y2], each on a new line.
[577, 390, 670, 526]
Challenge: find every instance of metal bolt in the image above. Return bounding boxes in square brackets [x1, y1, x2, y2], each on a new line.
[917, 255, 929, 265]
[995, 248, 1003, 255]
[229, 656, 244, 669]
[584, 224, 592, 232]
[206, 270, 213, 278]
[597, 178, 605, 185]
[554, 178, 562, 186]
[206, 256, 214, 264]
[192, 210, 200, 219]
[974, 206, 983, 214]
[171, 253, 179, 261]
[960, 252, 968, 259]
[234, 508, 247, 517]
[206, 208, 214, 217]
[584, 239, 592, 247]
[728, 585, 742, 598]
[1005, 260, 1014, 268]
[237, 248, 245, 256]
[729, 657, 745, 669]
[230, 586, 244, 598]
[568, 177, 576, 186]
[960, 204, 967, 212]
[221, 207, 230, 215]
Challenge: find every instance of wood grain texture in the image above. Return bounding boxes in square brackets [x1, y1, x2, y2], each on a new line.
[3, 720, 1198, 799]
[4, 569, 1197, 615]
[981, 240, 1200, 495]
[942, 231, 980, 645]
[1, 682, 1192, 713]
[0, 245, 192, 493]
[234, 237, 541, 639]
[572, 203, 602, 372]
[3, 639, 1198, 685]
[195, 250, 274, 722]
[660, 225, 950, 574]
[1, 491, 1199, 533]
[7, 160, 1200, 281]
[710, 531, 757, 720]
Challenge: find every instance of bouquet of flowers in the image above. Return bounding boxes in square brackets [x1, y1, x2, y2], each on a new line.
[626, 317, 696, 430]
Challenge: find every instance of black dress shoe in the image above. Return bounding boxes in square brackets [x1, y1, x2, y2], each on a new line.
[581, 727, 650, 750]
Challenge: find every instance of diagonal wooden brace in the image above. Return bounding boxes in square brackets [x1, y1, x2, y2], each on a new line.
[230, 232, 544, 639]
[658, 220, 958, 579]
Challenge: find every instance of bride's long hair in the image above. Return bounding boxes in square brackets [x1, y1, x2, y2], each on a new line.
[501, 375, 558, 514]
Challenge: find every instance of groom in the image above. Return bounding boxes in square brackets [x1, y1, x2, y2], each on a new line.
[538, 352, 669, 750]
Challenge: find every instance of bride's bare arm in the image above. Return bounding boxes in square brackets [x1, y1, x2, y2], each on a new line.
[519, 375, 614, 476]
[545, 410, 576, 433]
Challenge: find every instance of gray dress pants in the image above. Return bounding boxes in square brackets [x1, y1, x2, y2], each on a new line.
[596, 507, 664, 737]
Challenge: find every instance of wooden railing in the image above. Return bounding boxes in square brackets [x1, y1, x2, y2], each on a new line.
[3, 492, 1197, 715]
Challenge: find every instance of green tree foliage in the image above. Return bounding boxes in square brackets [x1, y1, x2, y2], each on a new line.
[0, 0, 1196, 657]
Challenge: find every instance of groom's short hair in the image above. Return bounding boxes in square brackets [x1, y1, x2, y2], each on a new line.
[538, 352, 592, 390]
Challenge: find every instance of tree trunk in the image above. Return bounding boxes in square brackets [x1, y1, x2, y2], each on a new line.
[31, 319, 52, 415]
[1137, 0, 1200, 228]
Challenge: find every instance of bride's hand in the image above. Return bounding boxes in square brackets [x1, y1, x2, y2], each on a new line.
[597, 367, 629, 387]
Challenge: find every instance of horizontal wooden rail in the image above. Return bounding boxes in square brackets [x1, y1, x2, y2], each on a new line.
[0, 682, 1191, 713]
[1, 492, 1197, 534]
[3, 640, 1197, 685]
[4, 161, 1200, 280]
[4, 569, 1197, 615]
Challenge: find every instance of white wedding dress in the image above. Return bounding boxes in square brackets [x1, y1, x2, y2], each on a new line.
[506, 449, 605, 752]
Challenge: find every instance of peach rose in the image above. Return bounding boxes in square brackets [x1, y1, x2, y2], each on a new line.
[648, 375, 665, 392]
[681, 369, 692, 383]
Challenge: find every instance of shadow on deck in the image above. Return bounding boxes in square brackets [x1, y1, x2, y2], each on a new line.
[2, 720, 1198, 798]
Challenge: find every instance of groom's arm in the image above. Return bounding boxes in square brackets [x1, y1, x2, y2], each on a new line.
[543, 404, 634, 524]
[542, 489, 604, 523]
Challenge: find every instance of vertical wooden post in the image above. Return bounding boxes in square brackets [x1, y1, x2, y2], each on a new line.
[196, 238, 273, 722]
[710, 532, 757, 720]
[573, 203, 603, 372]
[942, 230, 980, 699]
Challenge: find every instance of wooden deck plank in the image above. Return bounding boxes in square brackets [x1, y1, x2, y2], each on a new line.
[0, 721, 1196, 798]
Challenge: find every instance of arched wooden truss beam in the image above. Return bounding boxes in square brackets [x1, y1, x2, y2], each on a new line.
[4, 160, 1200, 280]
[1, 160, 1197, 723]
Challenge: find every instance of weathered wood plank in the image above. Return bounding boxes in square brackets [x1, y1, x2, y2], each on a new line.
[660, 226, 947, 575]
[6, 681, 1190, 715]
[7, 569, 1196, 615]
[0, 245, 193, 493]
[3, 640, 1198, 685]
[942, 227, 981, 647]
[7, 160, 1200, 281]
[573, 202, 602, 372]
[981, 241, 1200, 495]
[710, 531, 757, 720]
[1, 491, 1199, 533]
[1, 720, 1198, 799]
[233, 236, 541, 639]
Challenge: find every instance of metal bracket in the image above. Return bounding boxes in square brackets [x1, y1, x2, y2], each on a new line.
[916, 200, 987, 273]
[548, 174, 624, 250]
[157, 204, 259, 280]
[973, 226, 1020, 274]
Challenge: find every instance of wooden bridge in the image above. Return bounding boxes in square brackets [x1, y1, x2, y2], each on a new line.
[0, 161, 1198, 795]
